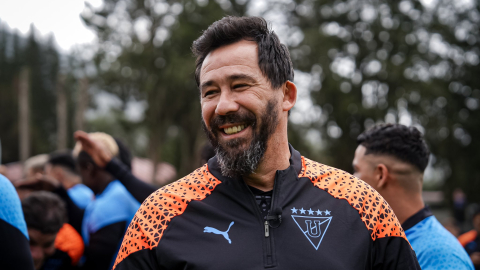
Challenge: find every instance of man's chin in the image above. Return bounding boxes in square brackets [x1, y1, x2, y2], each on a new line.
[218, 138, 250, 150]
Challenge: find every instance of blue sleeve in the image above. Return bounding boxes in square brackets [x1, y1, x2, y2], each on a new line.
[419, 243, 475, 270]
[0, 175, 35, 269]
[413, 218, 475, 270]
[0, 175, 29, 239]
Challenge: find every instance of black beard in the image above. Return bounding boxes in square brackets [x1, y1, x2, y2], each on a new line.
[202, 99, 279, 178]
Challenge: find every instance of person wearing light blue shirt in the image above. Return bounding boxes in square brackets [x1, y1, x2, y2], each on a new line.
[46, 152, 93, 209]
[403, 206, 474, 269]
[353, 124, 474, 270]
[0, 174, 35, 269]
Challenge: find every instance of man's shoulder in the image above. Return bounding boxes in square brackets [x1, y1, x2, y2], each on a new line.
[113, 164, 223, 268]
[0, 175, 29, 239]
[144, 163, 222, 204]
[300, 157, 405, 241]
[410, 217, 472, 263]
[300, 157, 380, 199]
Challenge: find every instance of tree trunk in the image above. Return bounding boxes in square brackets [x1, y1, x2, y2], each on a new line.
[75, 77, 89, 131]
[18, 67, 30, 163]
[56, 74, 67, 150]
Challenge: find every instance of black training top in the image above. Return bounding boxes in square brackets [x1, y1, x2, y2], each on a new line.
[113, 145, 420, 270]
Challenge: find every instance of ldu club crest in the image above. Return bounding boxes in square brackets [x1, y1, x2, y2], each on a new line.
[290, 207, 332, 250]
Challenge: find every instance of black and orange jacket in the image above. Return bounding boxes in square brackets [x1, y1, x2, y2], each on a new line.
[113, 146, 420, 270]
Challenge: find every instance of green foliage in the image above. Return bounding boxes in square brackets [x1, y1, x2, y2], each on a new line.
[0, 24, 64, 163]
[276, 0, 480, 201]
[82, 0, 249, 176]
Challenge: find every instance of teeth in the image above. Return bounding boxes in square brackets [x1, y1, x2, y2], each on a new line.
[224, 125, 245, 135]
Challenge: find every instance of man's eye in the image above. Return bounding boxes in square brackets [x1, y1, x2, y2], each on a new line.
[204, 90, 217, 97]
[233, 84, 248, 89]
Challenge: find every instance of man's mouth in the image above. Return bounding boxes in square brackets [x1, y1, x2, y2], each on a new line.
[223, 124, 247, 135]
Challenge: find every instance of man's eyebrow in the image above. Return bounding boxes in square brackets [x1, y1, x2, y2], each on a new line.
[200, 80, 215, 91]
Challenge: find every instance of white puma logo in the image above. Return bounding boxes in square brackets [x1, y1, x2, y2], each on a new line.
[203, 221, 234, 244]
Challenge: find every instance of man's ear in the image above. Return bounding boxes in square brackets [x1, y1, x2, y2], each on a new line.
[282, 81, 297, 112]
[375, 164, 389, 189]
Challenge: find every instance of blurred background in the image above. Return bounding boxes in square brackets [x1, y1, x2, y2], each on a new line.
[0, 0, 479, 232]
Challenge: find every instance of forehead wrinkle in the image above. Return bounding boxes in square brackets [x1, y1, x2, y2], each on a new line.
[200, 64, 261, 84]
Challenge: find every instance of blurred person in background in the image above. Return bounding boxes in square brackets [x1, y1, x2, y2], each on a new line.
[72, 132, 140, 270]
[454, 188, 468, 230]
[0, 164, 7, 175]
[353, 123, 473, 270]
[74, 132, 157, 203]
[22, 191, 83, 270]
[46, 151, 93, 209]
[459, 209, 480, 269]
[16, 132, 147, 269]
[0, 174, 34, 269]
[17, 154, 49, 200]
[24, 154, 49, 178]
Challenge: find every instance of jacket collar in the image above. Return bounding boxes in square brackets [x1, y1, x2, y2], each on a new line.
[207, 143, 302, 183]
[401, 206, 433, 231]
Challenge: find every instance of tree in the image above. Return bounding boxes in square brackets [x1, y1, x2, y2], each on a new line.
[82, 0, 249, 177]
[265, 0, 480, 200]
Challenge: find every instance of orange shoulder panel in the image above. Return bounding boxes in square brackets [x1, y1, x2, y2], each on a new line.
[112, 164, 222, 269]
[54, 223, 84, 265]
[299, 157, 408, 243]
[458, 230, 477, 247]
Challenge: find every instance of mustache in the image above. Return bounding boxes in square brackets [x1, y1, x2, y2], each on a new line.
[210, 111, 256, 131]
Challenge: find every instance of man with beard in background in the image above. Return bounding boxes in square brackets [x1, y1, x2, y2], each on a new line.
[108, 16, 420, 270]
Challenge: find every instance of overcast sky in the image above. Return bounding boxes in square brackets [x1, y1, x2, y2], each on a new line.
[0, 0, 103, 52]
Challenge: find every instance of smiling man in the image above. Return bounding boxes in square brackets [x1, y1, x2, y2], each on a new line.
[112, 16, 420, 270]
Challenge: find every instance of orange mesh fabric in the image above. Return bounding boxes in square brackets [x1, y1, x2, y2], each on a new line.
[299, 157, 408, 242]
[54, 223, 84, 265]
[112, 164, 221, 269]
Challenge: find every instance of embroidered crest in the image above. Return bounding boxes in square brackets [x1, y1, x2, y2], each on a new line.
[291, 207, 332, 250]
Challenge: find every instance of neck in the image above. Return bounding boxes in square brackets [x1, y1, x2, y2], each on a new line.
[93, 173, 114, 195]
[386, 189, 425, 224]
[243, 121, 290, 192]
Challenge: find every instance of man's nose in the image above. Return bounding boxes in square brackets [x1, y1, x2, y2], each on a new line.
[215, 91, 239, 115]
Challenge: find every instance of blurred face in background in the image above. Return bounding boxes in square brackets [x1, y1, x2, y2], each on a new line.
[76, 152, 98, 191]
[28, 228, 57, 270]
[199, 40, 282, 177]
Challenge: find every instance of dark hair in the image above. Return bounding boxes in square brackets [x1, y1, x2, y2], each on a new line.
[22, 191, 67, 234]
[114, 138, 132, 170]
[76, 151, 96, 170]
[192, 16, 294, 89]
[357, 124, 430, 172]
[48, 151, 77, 173]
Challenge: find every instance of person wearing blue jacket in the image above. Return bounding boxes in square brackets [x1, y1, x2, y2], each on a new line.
[0, 174, 35, 269]
[353, 123, 474, 270]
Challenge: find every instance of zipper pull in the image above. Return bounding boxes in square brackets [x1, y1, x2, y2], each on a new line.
[264, 220, 269, 237]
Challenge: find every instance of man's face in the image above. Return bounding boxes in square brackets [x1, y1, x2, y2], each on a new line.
[352, 145, 377, 188]
[28, 228, 57, 270]
[199, 40, 282, 177]
[76, 160, 95, 191]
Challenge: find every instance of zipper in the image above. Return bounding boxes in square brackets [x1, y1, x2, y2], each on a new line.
[264, 221, 269, 237]
[243, 174, 279, 268]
